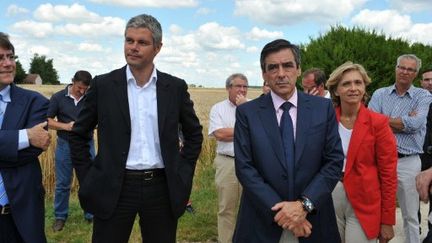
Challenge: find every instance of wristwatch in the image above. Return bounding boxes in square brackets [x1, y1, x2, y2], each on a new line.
[300, 196, 315, 214]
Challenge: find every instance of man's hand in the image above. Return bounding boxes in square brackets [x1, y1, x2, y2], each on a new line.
[235, 94, 247, 106]
[27, 121, 51, 150]
[291, 219, 312, 238]
[305, 87, 319, 96]
[271, 201, 307, 230]
[378, 224, 394, 243]
[416, 168, 432, 203]
[63, 121, 75, 131]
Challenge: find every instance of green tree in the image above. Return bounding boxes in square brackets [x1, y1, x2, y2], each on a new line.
[14, 59, 27, 84]
[299, 26, 432, 95]
[29, 53, 60, 84]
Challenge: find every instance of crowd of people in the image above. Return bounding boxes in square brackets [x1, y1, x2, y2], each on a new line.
[1, 12, 432, 243]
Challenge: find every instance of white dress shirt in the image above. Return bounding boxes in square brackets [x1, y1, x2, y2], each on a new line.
[125, 65, 163, 169]
[208, 99, 237, 157]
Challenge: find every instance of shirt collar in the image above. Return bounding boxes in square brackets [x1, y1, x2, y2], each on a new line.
[389, 83, 413, 98]
[126, 64, 158, 88]
[271, 87, 298, 111]
[0, 85, 11, 103]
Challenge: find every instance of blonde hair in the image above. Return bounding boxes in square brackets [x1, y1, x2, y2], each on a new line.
[326, 61, 371, 106]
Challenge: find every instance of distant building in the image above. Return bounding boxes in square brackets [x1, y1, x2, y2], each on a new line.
[22, 74, 43, 85]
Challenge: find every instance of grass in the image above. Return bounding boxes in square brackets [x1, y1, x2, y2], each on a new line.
[23, 84, 262, 242]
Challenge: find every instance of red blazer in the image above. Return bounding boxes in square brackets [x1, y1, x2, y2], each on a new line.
[336, 104, 397, 239]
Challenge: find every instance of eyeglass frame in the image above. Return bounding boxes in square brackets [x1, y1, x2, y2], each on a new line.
[0, 52, 17, 64]
[396, 65, 417, 74]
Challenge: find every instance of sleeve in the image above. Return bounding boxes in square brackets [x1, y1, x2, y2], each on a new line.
[234, 105, 283, 223]
[177, 80, 203, 192]
[0, 92, 49, 167]
[208, 103, 223, 136]
[401, 91, 432, 133]
[368, 89, 382, 113]
[374, 115, 398, 225]
[47, 93, 59, 118]
[69, 78, 98, 183]
[301, 100, 344, 210]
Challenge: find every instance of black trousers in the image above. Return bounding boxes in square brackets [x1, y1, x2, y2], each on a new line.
[0, 214, 24, 243]
[92, 170, 177, 243]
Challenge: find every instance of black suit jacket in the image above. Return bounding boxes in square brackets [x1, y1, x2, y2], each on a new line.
[421, 103, 432, 170]
[0, 84, 48, 243]
[69, 66, 203, 219]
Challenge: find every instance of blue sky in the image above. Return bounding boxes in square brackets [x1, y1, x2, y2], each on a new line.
[1, 0, 431, 87]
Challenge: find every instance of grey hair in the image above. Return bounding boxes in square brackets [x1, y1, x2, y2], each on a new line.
[225, 73, 248, 88]
[125, 14, 162, 45]
[397, 54, 422, 72]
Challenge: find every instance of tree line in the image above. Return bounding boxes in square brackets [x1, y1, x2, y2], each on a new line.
[300, 25, 432, 95]
[13, 26, 432, 89]
[15, 53, 60, 85]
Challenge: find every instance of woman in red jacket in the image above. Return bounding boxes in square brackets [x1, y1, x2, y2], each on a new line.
[326, 62, 398, 243]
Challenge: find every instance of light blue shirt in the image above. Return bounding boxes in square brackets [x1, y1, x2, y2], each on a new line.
[368, 84, 432, 154]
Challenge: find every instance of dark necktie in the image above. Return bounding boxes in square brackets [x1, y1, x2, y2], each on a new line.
[280, 102, 295, 200]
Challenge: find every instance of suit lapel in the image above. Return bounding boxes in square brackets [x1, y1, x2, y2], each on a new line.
[343, 104, 369, 176]
[156, 71, 171, 135]
[295, 92, 311, 166]
[113, 66, 131, 129]
[2, 85, 25, 129]
[257, 94, 287, 170]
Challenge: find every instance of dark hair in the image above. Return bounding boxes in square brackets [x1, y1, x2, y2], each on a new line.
[260, 39, 301, 72]
[73, 70, 92, 86]
[0, 32, 15, 54]
[303, 68, 326, 86]
[422, 67, 432, 76]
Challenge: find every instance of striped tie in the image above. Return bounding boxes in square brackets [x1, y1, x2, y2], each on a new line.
[0, 93, 8, 205]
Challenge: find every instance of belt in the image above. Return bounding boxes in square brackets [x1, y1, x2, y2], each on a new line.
[0, 204, 11, 215]
[398, 153, 415, 158]
[219, 154, 234, 159]
[125, 169, 165, 181]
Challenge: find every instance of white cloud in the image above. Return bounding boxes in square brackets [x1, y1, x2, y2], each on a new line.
[389, 0, 432, 12]
[88, 0, 198, 8]
[78, 43, 104, 52]
[196, 7, 213, 15]
[169, 24, 183, 35]
[28, 45, 51, 56]
[234, 0, 367, 26]
[56, 17, 125, 37]
[196, 22, 245, 50]
[351, 9, 412, 33]
[12, 21, 54, 38]
[246, 46, 259, 53]
[248, 27, 283, 40]
[351, 9, 432, 45]
[34, 3, 101, 23]
[6, 4, 29, 16]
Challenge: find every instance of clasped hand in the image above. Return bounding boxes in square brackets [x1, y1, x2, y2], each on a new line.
[271, 201, 312, 238]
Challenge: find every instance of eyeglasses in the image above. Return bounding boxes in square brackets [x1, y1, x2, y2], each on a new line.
[231, 85, 248, 89]
[397, 65, 417, 73]
[0, 53, 17, 64]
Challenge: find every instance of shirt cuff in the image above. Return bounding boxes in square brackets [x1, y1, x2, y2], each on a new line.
[18, 129, 30, 150]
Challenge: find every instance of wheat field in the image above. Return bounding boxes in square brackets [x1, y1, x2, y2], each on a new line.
[21, 84, 262, 198]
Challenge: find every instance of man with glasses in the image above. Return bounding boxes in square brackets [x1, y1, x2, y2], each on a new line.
[0, 32, 50, 242]
[301, 68, 330, 98]
[208, 73, 248, 243]
[369, 54, 432, 243]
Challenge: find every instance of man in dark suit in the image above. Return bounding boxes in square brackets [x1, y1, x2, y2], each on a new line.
[69, 14, 203, 243]
[0, 32, 50, 243]
[233, 39, 344, 243]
